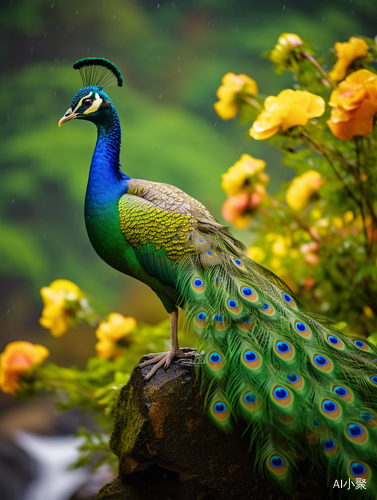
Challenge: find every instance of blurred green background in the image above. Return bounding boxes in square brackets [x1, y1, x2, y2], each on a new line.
[1, 0, 376, 369]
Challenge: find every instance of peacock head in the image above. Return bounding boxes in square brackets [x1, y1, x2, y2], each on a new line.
[58, 57, 123, 127]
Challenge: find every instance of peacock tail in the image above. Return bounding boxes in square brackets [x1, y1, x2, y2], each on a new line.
[176, 226, 377, 494]
[58, 57, 377, 498]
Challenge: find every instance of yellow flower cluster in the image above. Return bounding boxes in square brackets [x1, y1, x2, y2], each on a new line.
[0, 341, 49, 394]
[286, 171, 324, 211]
[221, 154, 269, 229]
[39, 280, 85, 337]
[269, 33, 304, 71]
[214, 73, 258, 120]
[221, 154, 269, 196]
[327, 69, 377, 140]
[250, 89, 325, 140]
[95, 313, 137, 359]
[329, 37, 369, 82]
[247, 246, 266, 263]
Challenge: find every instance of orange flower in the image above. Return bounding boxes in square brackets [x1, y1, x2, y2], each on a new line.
[0, 341, 49, 394]
[250, 89, 325, 140]
[221, 192, 263, 229]
[95, 313, 136, 359]
[269, 33, 304, 71]
[286, 171, 323, 211]
[39, 280, 85, 337]
[300, 241, 320, 265]
[214, 73, 258, 120]
[327, 69, 377, 140]
[329, 37, 369, 82]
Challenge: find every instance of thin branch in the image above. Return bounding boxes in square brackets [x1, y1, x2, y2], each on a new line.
[353, 137, 370, 251]
[300, 51, 336, 89]
[301, 131, 355, 168]
[355, 136, 377, 226]
[301, 132, 362, 208]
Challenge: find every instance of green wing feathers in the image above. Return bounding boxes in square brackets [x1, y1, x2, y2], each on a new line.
[177, 228, 377, 495]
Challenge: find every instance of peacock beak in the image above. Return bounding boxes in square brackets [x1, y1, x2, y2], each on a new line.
[58, 108, 79, 127]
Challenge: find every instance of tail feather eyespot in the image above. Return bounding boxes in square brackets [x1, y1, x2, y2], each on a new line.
[209, 397, 232, 432]
[206, 249, 217, 258]
[349, 461, 369, 480]
[240, 286, 259, 303]
[267, 454, 288, 478]
[293, 320, 312, 339]
[241, 348, 262, 370]
[312, 354, 333, 373]
[353, 339, 371, 352]
[274, 340, 295, 361]
[332, 385, 354, 403]
[195, 310, 207, 328]
[226, 297, 243, 314]
[272, 385, 293, 407]
[327, 334, 345, 349]
[240, 390, 262, 414]
[323, 437, 337, 456]
[346, 423, 368, 444]
[320, 399, 342, 420]
[282, 292, 297, 309]
[213, 312, 228, 330]
[237, 317, 255, 331]
[359, 410, 374, 423]
[232, 257, 245, 270]
[285, 373, 304, 389]
[191, 276, 206, 293]
[205, 350, 226, 376]
[259, 302, 277, 319]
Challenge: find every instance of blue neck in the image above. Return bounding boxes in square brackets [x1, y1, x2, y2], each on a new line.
[86, 106, 129, 204]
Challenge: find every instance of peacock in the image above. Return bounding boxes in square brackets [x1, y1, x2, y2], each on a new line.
[58, 57, 377, 497]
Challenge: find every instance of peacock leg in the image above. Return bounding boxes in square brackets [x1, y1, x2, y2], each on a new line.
[138, 310, 195, 380]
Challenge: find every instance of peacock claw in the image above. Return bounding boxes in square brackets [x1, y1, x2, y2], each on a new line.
[139, 347, 196, 380]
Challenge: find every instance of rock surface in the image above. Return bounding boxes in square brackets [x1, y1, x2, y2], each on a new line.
[96, 352, 332, 500]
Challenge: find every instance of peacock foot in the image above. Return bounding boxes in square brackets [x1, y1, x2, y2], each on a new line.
[138, 347, 196, 380]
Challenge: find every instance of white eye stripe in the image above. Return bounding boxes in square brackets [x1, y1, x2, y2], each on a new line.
[84, 93, 103, 115]
[73, 91, 93, 113]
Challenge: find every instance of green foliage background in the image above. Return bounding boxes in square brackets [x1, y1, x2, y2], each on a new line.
[1, 0, 377, 368]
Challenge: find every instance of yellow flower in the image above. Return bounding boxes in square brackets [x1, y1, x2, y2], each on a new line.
[286, 171, 323, 211]
[96, 313, 136, 341]
[95, 313, 136, 359]
[214, 73, 258, 120]
[344, 211, 354, 223]
[272, 235, 289, 257]
[269, 33, 304, 71]
[364, 306, 374, 318]
[39, 279, 84, 337]
[95, 338, 116, 359]
[327, 69, 377, 140]
[221, 154, 269, 196]
[329, 37, 369, 82]
[247, 246, 266, 262]
[250, 89, 325, 140]
[0, 341, 49, 394]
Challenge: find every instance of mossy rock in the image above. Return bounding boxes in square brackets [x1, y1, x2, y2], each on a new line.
[96, 352, 329, 500]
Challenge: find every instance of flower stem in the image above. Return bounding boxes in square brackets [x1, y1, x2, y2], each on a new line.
[243, 96, 263, 111]
[301, 51, 336, 88]
[300, 132, 363, 208]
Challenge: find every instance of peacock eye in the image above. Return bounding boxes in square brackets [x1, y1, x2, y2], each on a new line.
[82, 98, 92, 106]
